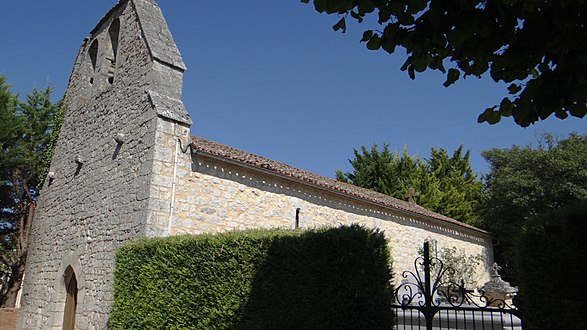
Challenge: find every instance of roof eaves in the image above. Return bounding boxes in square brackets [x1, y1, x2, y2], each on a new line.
[189, 136, 489, 236]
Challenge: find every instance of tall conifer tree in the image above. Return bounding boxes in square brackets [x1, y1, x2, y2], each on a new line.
[0, 76, 60, 307]
[337, 144, 483, 224]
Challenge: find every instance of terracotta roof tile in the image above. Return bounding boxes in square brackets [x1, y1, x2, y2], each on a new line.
[190, 136, 487, 235]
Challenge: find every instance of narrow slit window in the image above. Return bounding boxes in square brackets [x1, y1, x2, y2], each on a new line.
[107, 19, 120, 84]
[88, 40, 98, 85]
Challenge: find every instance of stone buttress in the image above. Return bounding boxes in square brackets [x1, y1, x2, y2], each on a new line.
[17, 0, 191, 328]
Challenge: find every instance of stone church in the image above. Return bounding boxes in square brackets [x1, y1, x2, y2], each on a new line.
[18, 0, 493, 328]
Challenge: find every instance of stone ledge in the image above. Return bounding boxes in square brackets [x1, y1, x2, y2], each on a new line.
[148, 90, 192, 125]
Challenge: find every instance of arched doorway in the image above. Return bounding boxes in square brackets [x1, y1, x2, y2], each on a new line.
[62, 266, 78, 330]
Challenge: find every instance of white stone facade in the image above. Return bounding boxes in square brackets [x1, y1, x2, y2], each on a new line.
[172, 150, 492, 279]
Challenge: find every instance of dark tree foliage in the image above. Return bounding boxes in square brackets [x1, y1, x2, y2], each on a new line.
[516, 202, 587, 329]
[479, 133, 587, 283]
[336, 144, 483, 224]
[301, 0, 587, 127]
[0, 75, 61, 307]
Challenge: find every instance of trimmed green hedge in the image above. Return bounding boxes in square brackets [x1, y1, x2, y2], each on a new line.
[110, 225, 394, 330]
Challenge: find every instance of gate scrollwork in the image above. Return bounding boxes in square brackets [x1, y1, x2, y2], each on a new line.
[392, 242, 522, 329]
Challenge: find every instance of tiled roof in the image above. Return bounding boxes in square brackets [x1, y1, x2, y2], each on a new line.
[190, 136, 488, 235]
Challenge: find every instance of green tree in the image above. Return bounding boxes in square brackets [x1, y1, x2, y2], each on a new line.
[479, 133, 587, 283]
[301, 0, 587, 127]
[425, 147, 484, 223]
[336, 144, 483, 224]
[0, 76, 61, 307]
[336, 145, 423, 197]
[418, 239, 485, 290]
[515, 202, 587, 329]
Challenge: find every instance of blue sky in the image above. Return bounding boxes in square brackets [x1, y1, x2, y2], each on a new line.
[1, 1, 584, 178]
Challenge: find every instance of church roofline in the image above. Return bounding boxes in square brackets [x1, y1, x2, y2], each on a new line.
[190, 136, 489, 236]
[89, 1, 124, 36]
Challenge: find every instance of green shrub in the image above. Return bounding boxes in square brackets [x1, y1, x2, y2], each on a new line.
[516, 202, 587, 329]
[419, 239, 485, 289]
[109, 225, 394, 330]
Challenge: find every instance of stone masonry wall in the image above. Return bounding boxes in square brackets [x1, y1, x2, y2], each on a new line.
[168, 152, 494, 284]
[18, 1, 188, 329]
[144, 117, 191, 237]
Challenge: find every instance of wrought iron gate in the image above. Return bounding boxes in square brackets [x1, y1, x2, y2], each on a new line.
[392, 242, 523, 329]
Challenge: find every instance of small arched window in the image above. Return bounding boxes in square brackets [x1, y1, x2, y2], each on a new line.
[88, 39, 99, 85]
[107, 19, 120, 84]
[62, 266, 78, 330]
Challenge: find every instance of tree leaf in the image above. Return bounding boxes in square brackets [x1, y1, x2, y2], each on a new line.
[569, 103, 587, 118]
[408, 65, 416, 80]
[507, 83, 522, 95]
[381, 36, 396, 54]
[378, 6, 394, 24]
[499, 98, 514, 117]
[366, 35, 381, 50]
[313, 0, 327, 12]
[443, 68, 460, 87]
[350, 10, 364, 23]
[478, 107, 501, 124]
[332, 17, 346, 33]
[447, 29, 465, 47]
[413, 57, 428, 72]
[407, 0, 428, 13]
[360, 30, 373, 42]
[397, 12, 415, 25]
[555, 110, 569, 119]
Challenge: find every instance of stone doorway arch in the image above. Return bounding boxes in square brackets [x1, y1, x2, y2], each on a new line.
[62, 266, 78, 330]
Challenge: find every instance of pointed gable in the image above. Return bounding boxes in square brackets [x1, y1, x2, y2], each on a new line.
[92, 0, 186, 71]
[130, 0, 186, 71]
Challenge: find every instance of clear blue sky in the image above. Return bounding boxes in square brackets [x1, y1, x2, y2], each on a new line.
[1, 1, 584, 178]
